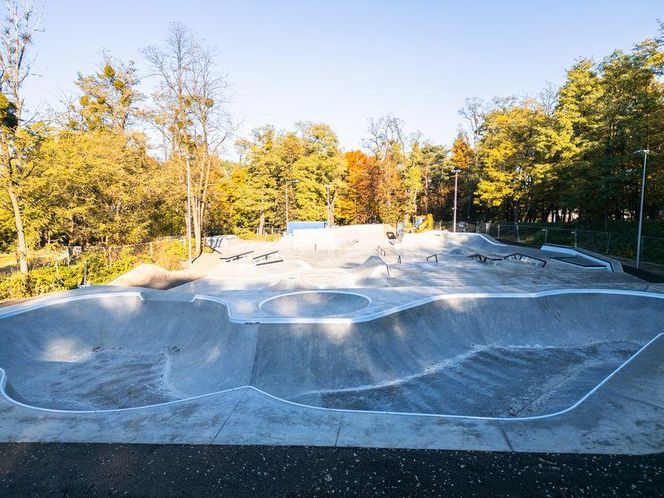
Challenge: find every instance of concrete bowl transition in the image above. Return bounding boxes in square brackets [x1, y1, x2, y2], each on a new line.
[259, 291, 371, 317]
[0, 291, 662, 419]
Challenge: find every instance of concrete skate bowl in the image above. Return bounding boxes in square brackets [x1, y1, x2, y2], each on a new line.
[259, 291, 371, 318]
[0, 291, 662, 418]
[0, 295, 252, 411]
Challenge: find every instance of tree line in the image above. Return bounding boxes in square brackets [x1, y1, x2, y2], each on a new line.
[1, 0, 662, 276]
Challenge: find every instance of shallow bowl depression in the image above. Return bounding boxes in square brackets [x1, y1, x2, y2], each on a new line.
[0, 291, 662, 416]
[259, 291, 371, 317]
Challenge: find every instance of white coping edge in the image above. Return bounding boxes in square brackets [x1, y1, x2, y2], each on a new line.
[437, 231, 508, 247]
[0, 291, 145, 320]
[201, 288, 664, 324]
[2, 288, 664, 325]
[475, 233, 508, 247]
[257, 290, 373, 314]
[541, 244, 613, 271]
[0, 333, 661, 421]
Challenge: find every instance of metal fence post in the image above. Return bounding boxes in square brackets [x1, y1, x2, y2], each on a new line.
[573, 230, 577, 247]
[605, 232, 610, 254]
[516, 224, 520, 242]
[544, 228, 548, 244]
[497, 224, 501, 239]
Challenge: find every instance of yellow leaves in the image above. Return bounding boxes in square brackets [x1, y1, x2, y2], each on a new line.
[449, 133, 473, 170]
[103, 64, 116, 79]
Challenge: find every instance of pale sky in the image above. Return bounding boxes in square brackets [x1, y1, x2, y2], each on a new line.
[20, 0, 663, 153]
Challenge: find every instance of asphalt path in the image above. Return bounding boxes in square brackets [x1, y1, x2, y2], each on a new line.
[1, 443, 662, 497]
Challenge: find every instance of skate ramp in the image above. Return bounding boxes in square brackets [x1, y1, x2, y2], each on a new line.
[0, 292, 662, 418]
[287, 224, 388, 250]
[267, 256, 389, 290]
[0, 296, 256, 410]
[401, 231, 508, 256]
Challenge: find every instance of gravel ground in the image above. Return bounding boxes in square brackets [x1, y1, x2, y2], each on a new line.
[0, 443, 662, 497]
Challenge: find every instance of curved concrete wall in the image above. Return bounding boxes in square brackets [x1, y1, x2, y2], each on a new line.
[0, 292, 662, 416]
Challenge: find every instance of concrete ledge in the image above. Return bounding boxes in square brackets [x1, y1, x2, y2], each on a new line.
[541, 244, 619, 271]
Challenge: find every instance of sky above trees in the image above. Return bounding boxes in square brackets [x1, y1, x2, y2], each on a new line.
[23, 0, 662, 152]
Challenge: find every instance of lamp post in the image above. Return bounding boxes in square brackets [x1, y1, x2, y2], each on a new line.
[634, 149, 649, 269]
[452, 168, 461, 232]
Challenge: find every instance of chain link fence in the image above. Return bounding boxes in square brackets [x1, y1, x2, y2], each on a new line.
[82, 236, 187, 266]
[1, 236, 188, 276]
[456, 223, 664, 265]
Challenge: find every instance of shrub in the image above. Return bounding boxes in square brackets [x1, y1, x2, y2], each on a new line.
[0, 238, 190, 302]
[152, 239, 187, 270]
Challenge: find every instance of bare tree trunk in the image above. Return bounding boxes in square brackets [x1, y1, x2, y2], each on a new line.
[6, 183, 29, 273]
[258, 210, 265, 235]
[0, 1, 45, 275]
[191, 197, 204, 256]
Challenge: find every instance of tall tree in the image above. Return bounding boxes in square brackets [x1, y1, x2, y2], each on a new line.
[413, 142, 448, 218]
[338, 150, 380, 224]
[70, 54, 142, 132]
[0, 0, 44, 274]
[144, 23, 232, 255]
[364, 115, 407, 224]
[29, 130, 157, 246]
[475, 99, 553, 222]
[292, 122, 345, 225]
[448, 132, 475, 221]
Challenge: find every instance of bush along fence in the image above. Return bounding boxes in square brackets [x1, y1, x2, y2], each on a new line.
[439, 221, 664, 266]
[0, 236, 189, 302]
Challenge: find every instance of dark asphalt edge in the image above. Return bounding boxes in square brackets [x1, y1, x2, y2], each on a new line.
[1, 443, 663, 497]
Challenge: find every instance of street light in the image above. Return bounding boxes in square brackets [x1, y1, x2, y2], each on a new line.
[452, 168, 461, 233]
[633, 149, 649, 269]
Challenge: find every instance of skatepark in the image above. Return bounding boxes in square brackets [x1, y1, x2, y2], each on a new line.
[1, 225, 663, 454]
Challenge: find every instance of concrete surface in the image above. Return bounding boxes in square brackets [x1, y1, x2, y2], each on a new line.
[0, 226, 662, 454]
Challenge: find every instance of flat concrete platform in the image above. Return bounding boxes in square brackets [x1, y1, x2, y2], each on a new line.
[0, 227, 662, 454]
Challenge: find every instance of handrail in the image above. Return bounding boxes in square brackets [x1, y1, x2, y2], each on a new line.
[468, 253, 501, 264]
[221, 250, 254, 262]
[504, 252, 547, 268]
[426, 254, 438, 263]
[253, 250, 279, 262]
[255, 258, 284, 266]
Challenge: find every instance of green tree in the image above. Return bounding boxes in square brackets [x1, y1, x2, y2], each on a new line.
[70, 55, 142, 132]
[28, 130, 158, 246]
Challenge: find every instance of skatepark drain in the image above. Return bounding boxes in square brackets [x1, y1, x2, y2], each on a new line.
[259, 291, 371, 317]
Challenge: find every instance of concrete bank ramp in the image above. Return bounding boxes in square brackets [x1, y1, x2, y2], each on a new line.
[0, 293, 662, 417]
[401, 231, 508, 255]
[285, 224, 389, 250]
[268, 256, 389, 290]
